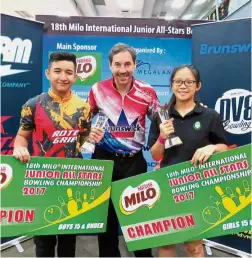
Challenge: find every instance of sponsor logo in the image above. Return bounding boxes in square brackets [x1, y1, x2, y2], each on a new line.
[76, 55, 97, 81]
[1, 116, 15, 155]
[52, 129, 79, 144]
[147, 162, 158, 168]
[1, 116, 12, 134]
[134, 88, 152, 101]
[0, 36, 32, 77]
[0, 164, 13, 190]
[136, 60, 172, 76]
[200, 43, 251, 55]
[215, 89, 252, 134]
[74, 52, 101, 85]
[0, 82, 30, 88]
[142, 145, 150, 151]
[119, 180, 160, 215]
[106, 110, 141, 138]
[193, 121, 201, 130]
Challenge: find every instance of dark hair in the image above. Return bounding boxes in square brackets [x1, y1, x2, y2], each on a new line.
[108, 43, 136, 64]
[165, 64, 201, 110]
[49, 52, 77, 69]
[170, 64, 201, 84]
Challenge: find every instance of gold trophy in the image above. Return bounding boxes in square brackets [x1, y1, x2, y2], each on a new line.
[158, 106, 182, 149]
[81, 112, 107, 153]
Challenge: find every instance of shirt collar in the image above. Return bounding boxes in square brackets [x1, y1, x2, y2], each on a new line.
[48, 88, 73, 102]
[169, 101, 203, 116]
[111, 77, 134, 92]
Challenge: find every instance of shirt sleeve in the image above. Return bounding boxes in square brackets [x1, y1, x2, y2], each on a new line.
[147, 89, 160, 120]
[209, 111, 228, 145]
[87, 85, 99, 117]
[79, 103, 92, 137]
[148, 112, 161, 148]
[19, 98, 37, 131]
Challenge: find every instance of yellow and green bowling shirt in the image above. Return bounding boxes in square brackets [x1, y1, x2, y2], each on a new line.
[19, 89, 91, 158]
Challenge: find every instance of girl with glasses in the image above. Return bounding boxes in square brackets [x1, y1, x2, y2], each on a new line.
[148, 64, 228, 257]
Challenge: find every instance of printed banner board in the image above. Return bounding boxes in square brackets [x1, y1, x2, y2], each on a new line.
[0, 13, 43, 245]
[0, 156, 113, 237]
[192, 18, 252, 254]
[1, 15, 43, 155]
[36, 15, 207, 171]
[111, 145, 251, 251]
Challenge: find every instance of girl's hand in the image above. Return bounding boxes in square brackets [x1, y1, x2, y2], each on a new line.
[191, 145, 216, 166]
[159, 118, 175, 140]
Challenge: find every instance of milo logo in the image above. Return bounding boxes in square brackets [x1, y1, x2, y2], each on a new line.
[0, 164, 13, 190]
[76, 55, 97, 81]
[215, 89, 252, 134]
[74, 53, 102, 85]
[119, 180, 160, 215]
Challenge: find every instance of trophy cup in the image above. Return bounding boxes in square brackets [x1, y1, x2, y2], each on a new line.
[81, 112, 107, 153]
[158, 107, 182, 149]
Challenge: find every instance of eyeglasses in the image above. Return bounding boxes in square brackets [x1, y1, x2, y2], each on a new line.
[172, 79, 197, 87]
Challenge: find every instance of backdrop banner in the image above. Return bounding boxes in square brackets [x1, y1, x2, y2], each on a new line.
[36, 15, 206, 171]
[0, 14, 43, 245]
[192, 18, 251, 254]
[1, 14, 43, 155]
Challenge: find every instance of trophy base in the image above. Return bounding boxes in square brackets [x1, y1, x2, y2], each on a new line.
[81, 141, 95, 153]
[165, 136, 183, 149]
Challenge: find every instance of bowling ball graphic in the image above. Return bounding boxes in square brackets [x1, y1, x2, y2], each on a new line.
[44, 205, 62, 223]
[202, 206, 221, 224]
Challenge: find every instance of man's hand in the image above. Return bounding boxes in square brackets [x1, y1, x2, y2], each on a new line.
[13, 147, 30, 163]
[89, 127, 104, 143]
[159, 118, 175, 140]
[191, 145, 215, 166]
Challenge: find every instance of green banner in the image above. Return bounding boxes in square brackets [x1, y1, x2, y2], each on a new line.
[74, 52, 102, 85]
[0, 156, 113, 237]
[111, 144, 252, 251]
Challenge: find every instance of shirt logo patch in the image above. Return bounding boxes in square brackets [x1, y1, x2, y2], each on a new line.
[134, 89, 152, 101]
[193, 121, 201, 130]
[106, 110, 141, 138]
